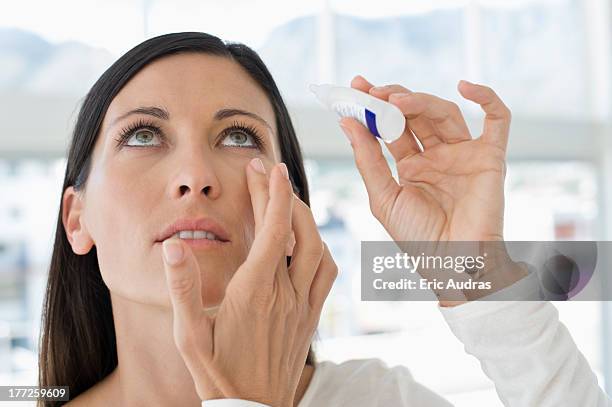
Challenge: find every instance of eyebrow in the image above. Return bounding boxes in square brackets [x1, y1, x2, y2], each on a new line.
[109, 106, 273, 131]
[109, 106, 169, 127]
[214, 108, 273, 131]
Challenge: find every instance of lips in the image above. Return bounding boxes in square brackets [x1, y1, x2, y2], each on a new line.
[155, 217, 231, 243]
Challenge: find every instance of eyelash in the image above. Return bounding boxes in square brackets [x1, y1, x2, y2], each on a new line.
[113, 118, 266, 150]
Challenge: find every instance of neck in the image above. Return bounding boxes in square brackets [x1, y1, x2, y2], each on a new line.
[111, 293, 201, 406]
[107, 293, 314, 407]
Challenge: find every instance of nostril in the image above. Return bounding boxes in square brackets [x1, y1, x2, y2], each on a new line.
[177, 185, 212, 196]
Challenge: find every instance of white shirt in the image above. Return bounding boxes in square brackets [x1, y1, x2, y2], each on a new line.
[203, 277, 612, 406]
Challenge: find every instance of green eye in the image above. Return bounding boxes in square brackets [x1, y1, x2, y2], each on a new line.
[127, 129, 161, 146]
[221, 130, 257, 148]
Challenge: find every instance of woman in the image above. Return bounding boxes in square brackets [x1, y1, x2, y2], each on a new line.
[38, 32, 610, 406]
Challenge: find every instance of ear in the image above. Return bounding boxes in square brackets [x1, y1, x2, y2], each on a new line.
[62, 186, 95, 255]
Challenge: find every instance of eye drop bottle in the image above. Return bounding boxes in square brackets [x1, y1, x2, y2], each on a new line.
[309, 83, 406, 143]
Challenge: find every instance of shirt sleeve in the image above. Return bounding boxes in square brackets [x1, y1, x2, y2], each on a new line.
[202, 400, 270, 407]
[439, 299, 612, 406]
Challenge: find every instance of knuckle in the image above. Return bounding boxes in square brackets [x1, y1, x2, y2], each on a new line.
[329, 262, 339, 278]
[502, 105, 512, 119]
[240, 281, 273, 309]
[325, 247, 339, 276]
[318, 239, 326, 255]
[492, 105, 511, 122]
[252, 292, 273, 309]
[481, 85, 495, 96]
[368, 196, 380, 216]
[486, 152, 507, 174]
[308, 239, 325, 257]
[243, 288, 272, 310]
[390, 84, 408, 92]
[302, 245, 324, 265]
[168, 276, 195, 299]
[269, 224, 290, 245]
[389, 92, 409, 103]
[370, 199, 385, 223]
[449, 102, 461, 115]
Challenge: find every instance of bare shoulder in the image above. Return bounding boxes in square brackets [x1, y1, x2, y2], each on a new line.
[65, 369, 119, 407]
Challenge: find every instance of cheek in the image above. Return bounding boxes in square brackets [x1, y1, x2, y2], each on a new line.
[91, 159, 158, 238]
[217, 178, 255, 273]
[85, 159, 162, 299]
[238, 200, 256, 255]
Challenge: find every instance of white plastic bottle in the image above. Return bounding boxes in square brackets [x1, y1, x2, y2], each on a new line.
[309, 83, 406, 143]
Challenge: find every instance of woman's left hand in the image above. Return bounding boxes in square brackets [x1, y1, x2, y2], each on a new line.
[161, 162, 337, 405]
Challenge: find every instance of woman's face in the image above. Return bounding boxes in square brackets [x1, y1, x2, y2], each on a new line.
[66, 53, 282, 308]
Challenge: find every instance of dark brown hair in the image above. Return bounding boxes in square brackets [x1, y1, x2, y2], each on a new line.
[38, 32, 313, 405]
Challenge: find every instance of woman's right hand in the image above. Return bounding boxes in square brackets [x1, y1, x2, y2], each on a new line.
[161, 160, 337, 406]
[341, 76, 527, 304]
[343, 76, 510, 244]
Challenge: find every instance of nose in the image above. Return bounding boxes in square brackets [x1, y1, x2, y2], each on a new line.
[168, 149, 222, 201]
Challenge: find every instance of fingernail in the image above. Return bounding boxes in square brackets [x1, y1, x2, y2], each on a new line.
[162, 239, 184, 265]
[353, 74, 367, 84]
[279, 162, 289, 180]
[460, 79, 473, 86]
[250, 157, 265, 174]
[339, 123, 354, 145]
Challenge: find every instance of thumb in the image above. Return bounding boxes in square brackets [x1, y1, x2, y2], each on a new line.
[162, 238, 224, 399]
[339, 117, 399, 204]
[162, 237, 206, 337]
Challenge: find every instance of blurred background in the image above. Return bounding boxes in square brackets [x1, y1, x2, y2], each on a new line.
[1, 0, 612, 405]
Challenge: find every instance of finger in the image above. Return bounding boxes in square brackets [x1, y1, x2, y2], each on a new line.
[369, 83, 412, 100]
[350, 81, 422, 161]
[368, 84, 442, 151]
[162, 237, 207, 349]
[407, 120, 440, 151]
[288, 195, 324, 298]
[243, 163, 294, 279]
[350, 74, 375, 92]
[339, 117, 400, 209]
[386, 129, 423, 163]
[387, 91, 472, 145]
[285, 230, 296, 256]
[245, 157, 269, 235]
[309, 242, 338, 311]
[458, 80, 511, 151]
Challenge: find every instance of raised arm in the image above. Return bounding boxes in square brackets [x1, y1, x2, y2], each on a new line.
[342, 75, 611, 405]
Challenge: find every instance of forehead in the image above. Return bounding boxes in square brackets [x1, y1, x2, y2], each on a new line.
[103, 52, 277, 135]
